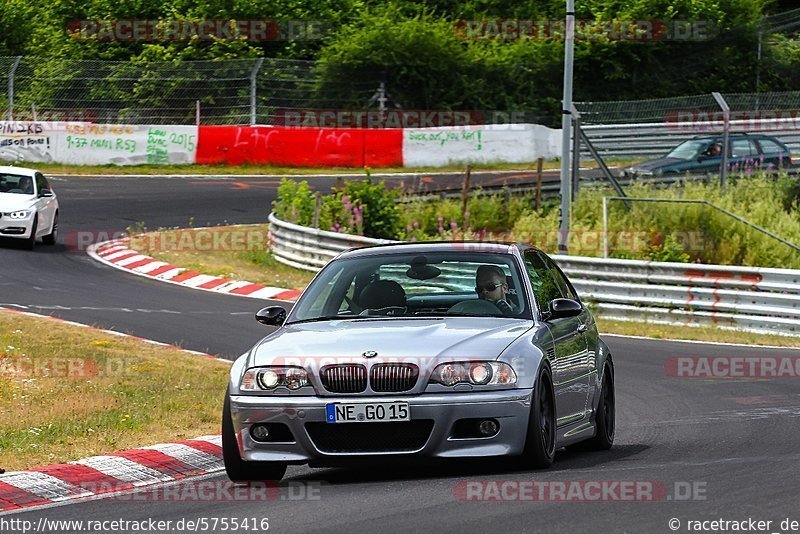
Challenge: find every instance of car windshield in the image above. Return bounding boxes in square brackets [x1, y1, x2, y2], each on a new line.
[287, 251, 530, 323]
[665, 140, 708, 160]
[0, 173, 35, 195]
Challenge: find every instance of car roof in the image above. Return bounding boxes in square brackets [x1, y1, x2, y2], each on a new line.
[335, 241, 535, 259]
[689, 133, 779, 141]
[0, 166, 38, 177]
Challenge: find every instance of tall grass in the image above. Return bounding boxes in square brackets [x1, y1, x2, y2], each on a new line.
[399, 175, 800, 268]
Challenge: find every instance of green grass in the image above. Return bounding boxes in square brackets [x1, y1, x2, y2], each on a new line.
[598, 317, 800, 348]
[0, 310, 230, 471]
[397, 174, 800, 268]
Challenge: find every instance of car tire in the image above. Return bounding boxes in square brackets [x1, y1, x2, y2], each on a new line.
[42, 212, 58, 246]
[222, 390, 287, 482]
[25, 216, 37, 250]
[569, 364, 615, 452]
[519, 364, 556, 469]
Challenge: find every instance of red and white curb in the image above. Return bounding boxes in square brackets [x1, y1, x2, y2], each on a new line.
[0, 307, 233, 513]
[0, 436, 224, 513]
[87, 238, 302, 302]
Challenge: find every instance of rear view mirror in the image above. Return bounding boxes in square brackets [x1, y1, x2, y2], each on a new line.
[255, 306, 287, 327]
[39, 189, 54, 198]
[545, 298, 583, 320]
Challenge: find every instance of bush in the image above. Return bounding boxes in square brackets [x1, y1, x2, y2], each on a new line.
[400, 174, 800, 268]
[273, 174, 800, 268]
[272, 179, 315, 225]
[313, 177, 401, 239]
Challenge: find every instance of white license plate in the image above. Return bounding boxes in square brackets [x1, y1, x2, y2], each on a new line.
[325, 402, 410, 423]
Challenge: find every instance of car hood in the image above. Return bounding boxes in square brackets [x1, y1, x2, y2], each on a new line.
[0, 193, 36, 212]
[250, 317, 533, 368]
[629, 157, 685, 172]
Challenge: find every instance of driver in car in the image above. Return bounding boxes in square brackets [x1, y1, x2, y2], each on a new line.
[475, 265, 514, 315]
[18, 176, 34, 194]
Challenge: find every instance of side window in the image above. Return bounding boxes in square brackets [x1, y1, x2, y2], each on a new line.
[731, 139, 755, 158]
[35, 173, 48, 193]
[545, 257, 580, 303]
[758, 139, 784, 155]
[523, 251, 564, 314]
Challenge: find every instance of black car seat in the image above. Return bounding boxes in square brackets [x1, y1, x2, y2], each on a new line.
[359, 280, 407, 315]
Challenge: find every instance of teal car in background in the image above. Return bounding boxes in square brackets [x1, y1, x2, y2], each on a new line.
[623, 133, 793, 177]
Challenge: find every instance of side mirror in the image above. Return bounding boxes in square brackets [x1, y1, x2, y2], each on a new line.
[545, 298, 583, 320]
[39, 189, 54, 198]
[255, 306, 286, 327]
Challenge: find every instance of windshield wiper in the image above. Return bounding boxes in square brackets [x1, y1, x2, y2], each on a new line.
[285, 315, 362, 325]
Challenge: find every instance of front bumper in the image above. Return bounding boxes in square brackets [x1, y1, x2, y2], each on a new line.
[230, 389, 533, 464]
[0, 216, 34, 238]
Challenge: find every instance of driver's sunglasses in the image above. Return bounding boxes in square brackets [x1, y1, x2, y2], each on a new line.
[476, 282, 504, 293]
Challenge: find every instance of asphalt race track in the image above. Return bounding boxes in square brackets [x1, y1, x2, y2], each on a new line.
[2, 174, 800, 533]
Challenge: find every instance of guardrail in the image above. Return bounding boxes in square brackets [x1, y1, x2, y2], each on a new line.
[582, 121, 800, 158]
[269, 213, 800, 336]
[268, 212, 395, 271]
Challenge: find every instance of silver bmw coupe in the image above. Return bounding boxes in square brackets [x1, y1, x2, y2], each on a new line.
[223, 242, 615, 481]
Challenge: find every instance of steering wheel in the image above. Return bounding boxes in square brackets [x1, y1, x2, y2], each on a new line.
[447, 299, 506, 316]
[360, 306, 406, 316]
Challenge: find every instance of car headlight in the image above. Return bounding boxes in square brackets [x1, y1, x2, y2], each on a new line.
[6, 210, 31, 220]
[241, 367, 309, 391]
[429, 362, 517, 387]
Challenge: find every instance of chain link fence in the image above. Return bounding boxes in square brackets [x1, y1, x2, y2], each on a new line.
[0, 56, 382, 125]
[575, 91, 800, 160]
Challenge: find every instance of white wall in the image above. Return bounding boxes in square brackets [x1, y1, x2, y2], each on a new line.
[0, 122, 198, 165]
[402, 123, 562, 167]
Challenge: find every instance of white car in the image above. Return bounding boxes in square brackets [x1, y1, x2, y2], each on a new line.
[0, 166, 59, 249]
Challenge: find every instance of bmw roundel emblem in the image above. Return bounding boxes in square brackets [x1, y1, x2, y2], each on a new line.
[362, 350, 378, 359]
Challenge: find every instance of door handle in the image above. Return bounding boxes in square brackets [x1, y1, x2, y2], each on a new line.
[576, 323, 587, 333]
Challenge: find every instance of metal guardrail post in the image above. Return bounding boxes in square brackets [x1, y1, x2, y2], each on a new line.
[557, 0, 576, 255]
[250, 58, 264, 126]
[571, 105, 581, 199]
[7, 56, 22, 122]
[712, 92, 730, 190]
[579, 129, 631, 209]
[602, 196, 609, 258]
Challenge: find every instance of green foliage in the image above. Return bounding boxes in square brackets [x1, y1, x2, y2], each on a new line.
[313, 178, 400, 239]
[646, 234, 691, 263]
[272, 178, 315, 225]
[2, 0, 788, 128]
[270, 171, 800, 269]
[315, 8, 473, 110]
[396, 174, 800, 268]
